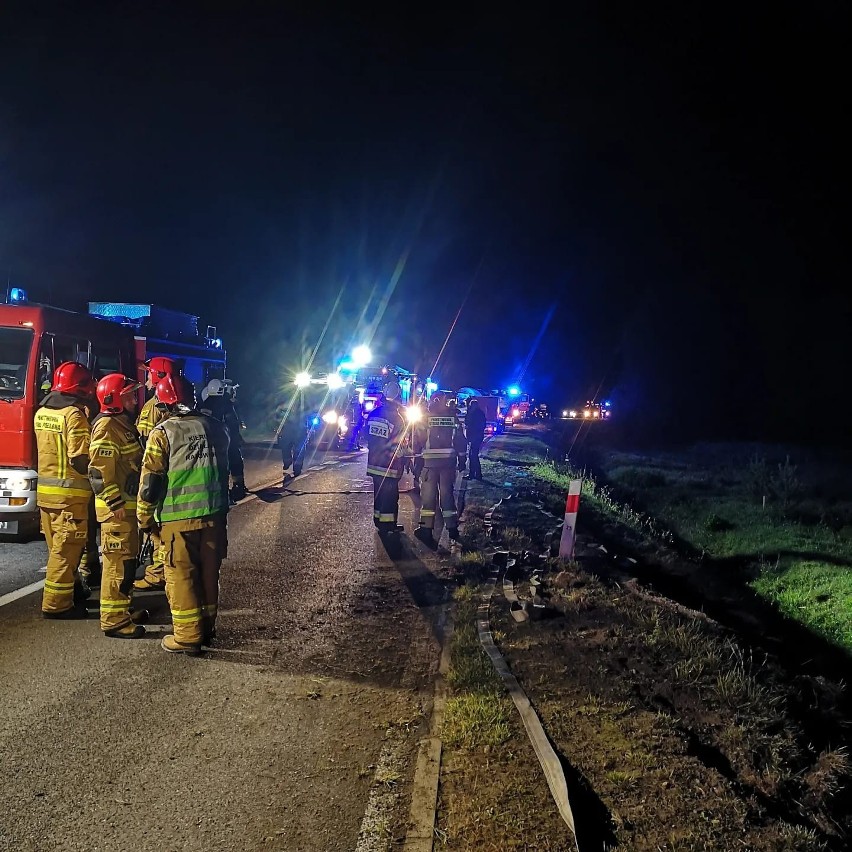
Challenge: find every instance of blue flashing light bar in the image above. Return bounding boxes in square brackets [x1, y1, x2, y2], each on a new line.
[9, 287, 27, 303]
[508, 386, 521, 397]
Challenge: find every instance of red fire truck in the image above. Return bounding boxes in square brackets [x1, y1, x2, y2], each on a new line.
[0, 293, 225, 537]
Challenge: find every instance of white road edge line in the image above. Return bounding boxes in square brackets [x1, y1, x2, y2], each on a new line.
[0, 579, 45, 609]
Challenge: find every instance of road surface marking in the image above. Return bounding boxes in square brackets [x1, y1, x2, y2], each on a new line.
[0, 579, 45, 609]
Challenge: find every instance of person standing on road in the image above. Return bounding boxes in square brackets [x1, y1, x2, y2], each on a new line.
[366, 381, 407, 535]
[200, 379, 247, 501]
[34, 362, 97, 618]
[464, 398, 486, 481]
[414, 394, 467, 546]
[137, 374, 230, 655]
[347, 392, 364, 451]
[133, 356, 178, 591]
[88, 373, 146, 639]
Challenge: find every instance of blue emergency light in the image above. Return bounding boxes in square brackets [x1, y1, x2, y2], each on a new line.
[9, 287, 27, 303]
[508, 386, 520, 397]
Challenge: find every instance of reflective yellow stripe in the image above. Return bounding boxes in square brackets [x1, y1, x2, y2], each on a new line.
[420, 510, 436, 518]
[38, 484, 93, 498]
[90, 440, 120, 451]
[100, 601, 130, 611]
[377, 513, 396, 522]
[171, 608, 202, 621]
[45, 580, 76, 591]
[367, 465, 402, 479]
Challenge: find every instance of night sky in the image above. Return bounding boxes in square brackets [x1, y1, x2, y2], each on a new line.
[2, 3, 848, 442]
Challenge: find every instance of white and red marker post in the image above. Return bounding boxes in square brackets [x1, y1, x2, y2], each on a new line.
[558, 478, 583, 559]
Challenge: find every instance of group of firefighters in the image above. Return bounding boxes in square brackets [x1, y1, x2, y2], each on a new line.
[34, 356, 236, 655]
[30, 362, 488, 655]
[363, 381, 487, 546]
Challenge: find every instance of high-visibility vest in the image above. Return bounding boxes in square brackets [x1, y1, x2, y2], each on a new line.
[157, 415, 230, 522]
[34, 401, 93, 508]
[88, 413, 143, 522]
[417, 410, 466, 469]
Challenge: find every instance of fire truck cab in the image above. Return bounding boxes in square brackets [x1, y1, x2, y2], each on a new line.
[0, 301, 137, 536]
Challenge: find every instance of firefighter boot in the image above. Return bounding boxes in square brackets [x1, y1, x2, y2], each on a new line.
[415, 526, 436, 548]
[105, 623, 146, 639]
[161, 635, 202, 656]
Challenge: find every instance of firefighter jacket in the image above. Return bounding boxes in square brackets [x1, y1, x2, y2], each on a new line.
[137, 395, 166, 442]
[88, 412, 143, 523]
[366, 398, 407, 479]
[414, 404, 467, 469]
[137, 412, 230, 529]
[34, 392, 93, 509]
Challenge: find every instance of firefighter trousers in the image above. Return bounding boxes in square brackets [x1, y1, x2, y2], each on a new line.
[161, 518, 228, 646]
[419, 466, 458, 530]
[41, 505, 89, 614]
[370, 474, 400, 531]
[99, 517, 139, 632]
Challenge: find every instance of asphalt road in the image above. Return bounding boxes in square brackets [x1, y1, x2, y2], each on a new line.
[0, 443, 451, 852]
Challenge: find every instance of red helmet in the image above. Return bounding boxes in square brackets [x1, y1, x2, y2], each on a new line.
[52, 361, 95, 396]
[145, 356, 178, 380]
[96, 373, 141, 414]
[155, 374, 195, 408]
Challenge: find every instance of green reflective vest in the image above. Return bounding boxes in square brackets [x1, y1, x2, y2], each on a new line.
[159, 415, 230, 522]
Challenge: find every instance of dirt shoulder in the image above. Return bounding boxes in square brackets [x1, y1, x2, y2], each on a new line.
[435, 430, 850, 851]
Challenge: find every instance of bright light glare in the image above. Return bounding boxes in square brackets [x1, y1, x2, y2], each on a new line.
[508, 386, 520, 397]
[569, 410, 577, 418]
[363, 400, 376, 412]
[295, 371, 312, 388]
[592, 410, 599, 418]
[562, 410, 568, 417]
[326, 372, 345, 390]
[352, 345, 372, 367]
[426, 380, 438, 393]
[405, 406, 423, 423]
[338, 416, 347, 430]
[321, 410, 339, 424]
[339, 359, 357, 373]
[583, 410, 591, 418]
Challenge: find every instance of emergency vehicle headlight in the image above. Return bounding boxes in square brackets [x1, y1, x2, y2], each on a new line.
[569, 410, 577, 418]
[338, 416, 348, 430]
[326, 373, 345, 390]
[583, 410, 591, 418]
[405, 406, 423, 423]
[295, 371, 312, 388]
[593, 410, 599, 418]
[322, 410, 339, 425]
[2, 476, 36, 491]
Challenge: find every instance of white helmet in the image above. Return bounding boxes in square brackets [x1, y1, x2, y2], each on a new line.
[383, 381, 401, 401]
[204, 378, 225, 398]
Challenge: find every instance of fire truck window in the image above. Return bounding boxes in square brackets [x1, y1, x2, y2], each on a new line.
[91, 344, 120, 378]
[0, 327, 35, 400]
[53, 336, 89, 369]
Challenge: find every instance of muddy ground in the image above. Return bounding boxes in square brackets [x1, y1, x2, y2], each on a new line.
[435, 431, 851, 851]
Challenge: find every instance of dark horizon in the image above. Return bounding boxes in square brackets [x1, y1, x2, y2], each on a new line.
[2, 3, 848, 444]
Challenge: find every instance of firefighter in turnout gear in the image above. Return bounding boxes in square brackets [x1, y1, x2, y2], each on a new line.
[134, 356, 178, 591]
[88, 373, 146, 638]
[200, 378, 246, 501]
[366, 381, 407, 534]
[414, 394, 467, 547]
[35, 362, 97, 617]
[137, 374, 230, 655]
